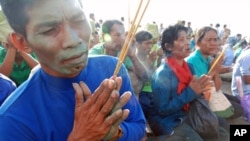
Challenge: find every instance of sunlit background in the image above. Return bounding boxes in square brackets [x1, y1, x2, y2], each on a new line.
[83, 0, 250, 38]
[1, 0, 249, 38]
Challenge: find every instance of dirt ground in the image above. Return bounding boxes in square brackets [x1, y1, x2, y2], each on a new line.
[220, 79, 250, 125]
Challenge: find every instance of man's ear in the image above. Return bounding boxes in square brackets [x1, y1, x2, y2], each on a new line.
[9, 32, 32, 53]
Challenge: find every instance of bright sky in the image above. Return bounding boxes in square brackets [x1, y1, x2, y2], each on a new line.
[83, 0, 250, 38]
[1, 0, 249, 37]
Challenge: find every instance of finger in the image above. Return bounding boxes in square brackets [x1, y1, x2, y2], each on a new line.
[92, 79, 110, 102]
[103, 110, 130, 141]
[95, 89, 120, 120]
[79, 81, 91, 101]
[198, 75, 211, 84]
[96, 79, 118, 106]
[115, 77, 122, 90]
[202, 80, 213, 92]
[113, 109, 130, 128]
[112, 92, 131, 113]
[110, 76, 122, 90]
[103, 109, 123, 127]
[90, 79, 119, 117]
[72, 83, 84, 108]
[190, 75, 198, 84]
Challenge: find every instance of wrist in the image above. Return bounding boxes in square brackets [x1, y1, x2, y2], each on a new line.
[8, 48, 17, 53]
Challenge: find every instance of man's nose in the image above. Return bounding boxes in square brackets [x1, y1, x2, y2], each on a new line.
[62, 26, 82, 49]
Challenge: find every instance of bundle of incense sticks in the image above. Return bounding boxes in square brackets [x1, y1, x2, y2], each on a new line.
[113, 0, 150, 76]
[208, 45, 228, 75]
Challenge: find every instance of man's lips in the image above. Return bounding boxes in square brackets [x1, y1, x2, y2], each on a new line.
[61, 52, 86, 64]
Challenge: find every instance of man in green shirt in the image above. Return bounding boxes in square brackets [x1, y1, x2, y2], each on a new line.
[89, 19, 147, 96]
[0, 34, 38, 86]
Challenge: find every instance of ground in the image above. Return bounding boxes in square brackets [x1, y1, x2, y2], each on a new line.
[220, 80, 250, 125]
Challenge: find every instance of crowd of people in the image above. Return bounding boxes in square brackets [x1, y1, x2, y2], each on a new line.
[0, 0, 250, 141]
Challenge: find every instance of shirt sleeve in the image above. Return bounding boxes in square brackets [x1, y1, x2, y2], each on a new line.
[240, 55, 250, 76]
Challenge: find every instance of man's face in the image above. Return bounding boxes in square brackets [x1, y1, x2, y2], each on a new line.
[109, 24, 125, 51]
[138, 39, 153, 55]
[24, 0, 91, 77]
[197, 30, 219, 56]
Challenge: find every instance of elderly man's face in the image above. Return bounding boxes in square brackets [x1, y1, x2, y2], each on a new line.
[24, 0, 91, 77]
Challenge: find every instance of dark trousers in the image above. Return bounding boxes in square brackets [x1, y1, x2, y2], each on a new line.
[146, 119, 229, 141]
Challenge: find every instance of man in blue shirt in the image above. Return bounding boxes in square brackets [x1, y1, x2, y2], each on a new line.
[232, 46, 250, 97]
[0, 0, 146, 140]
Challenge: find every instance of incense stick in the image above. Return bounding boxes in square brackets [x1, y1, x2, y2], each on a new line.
[208, 45, 228, 75]
[113, 0, 150, 75]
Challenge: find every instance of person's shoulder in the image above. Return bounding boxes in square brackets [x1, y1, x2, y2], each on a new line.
[0, 69, 41, 115]
[0, 74, 16, 104]
[89, 43, 104, 55]
[238, 48, 250, 61]
[154, 63, 171, 76]
[0, 73, 16, 88]
[186, 52, 197, 62]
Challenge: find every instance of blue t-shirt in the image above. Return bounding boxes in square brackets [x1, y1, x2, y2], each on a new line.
[0, 55, 146, 141]
[0, 73, 16, 105]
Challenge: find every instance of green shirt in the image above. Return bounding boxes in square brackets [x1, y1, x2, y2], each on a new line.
[186, 49, 212, 78]
[0, 46, 37, 86]
[89, 43, 133, 69]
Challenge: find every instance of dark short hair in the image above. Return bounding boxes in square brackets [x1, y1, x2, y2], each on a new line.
[135, 30, 153, 44]
[0, 0, 37, 38]
[215, 23, 220, 28]
[161, 24, 188, 55]
[102, 19, 123, 34]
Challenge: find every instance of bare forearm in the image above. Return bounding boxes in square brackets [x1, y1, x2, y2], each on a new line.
[213, 73, 222, 91]
[129, 56, 147, 81]
[0, 50, 16, 76]
[19, 52, 39, 69]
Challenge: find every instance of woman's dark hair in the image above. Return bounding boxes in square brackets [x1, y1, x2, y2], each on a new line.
[102, 19, 123, 34]
[0, 0, 38, 38]
[195, 26, 217, 43]
[135, 30, 153, 44]
[161, 24, 187, 55]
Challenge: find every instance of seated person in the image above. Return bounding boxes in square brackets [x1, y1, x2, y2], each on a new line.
[232, 45, 250, 97]
[186, 26, 243, 127]
[0, 73, 16, 105]
[146, 24, 227, 141]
